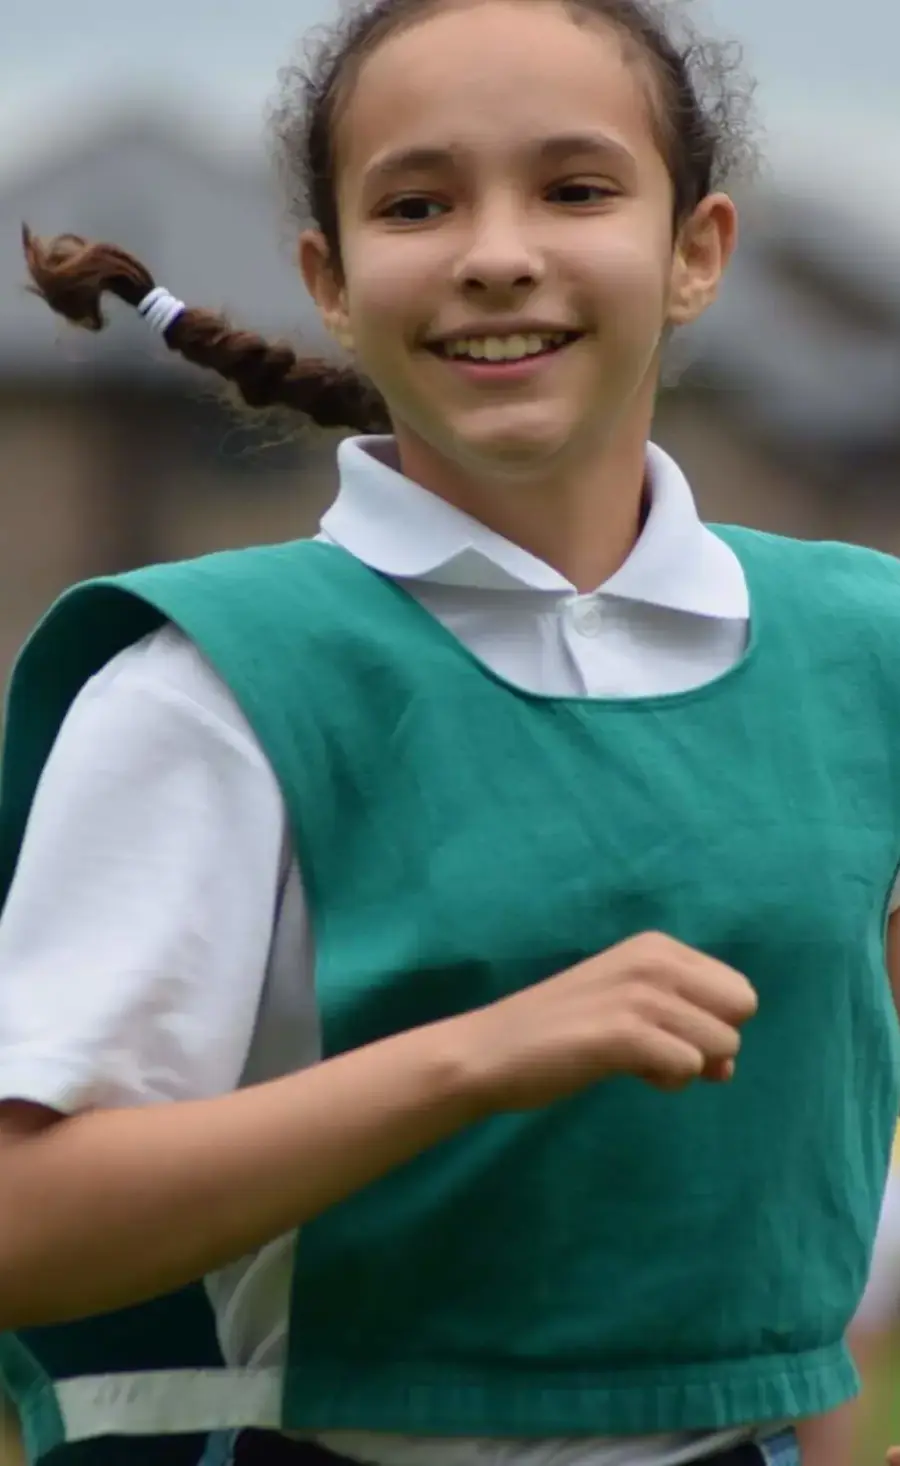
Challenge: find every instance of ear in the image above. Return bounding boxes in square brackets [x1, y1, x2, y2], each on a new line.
[299, 230, 354, 352]
[667, 193, 738, 328]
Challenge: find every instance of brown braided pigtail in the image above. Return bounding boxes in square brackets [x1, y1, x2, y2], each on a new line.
[21, 226, 390, 432]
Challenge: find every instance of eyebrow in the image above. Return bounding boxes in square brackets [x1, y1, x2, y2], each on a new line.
[363, 131, 636, 185]
[535, 132, 636, 168]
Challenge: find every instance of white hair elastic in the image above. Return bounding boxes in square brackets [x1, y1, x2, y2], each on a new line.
[137, 285, 186, 336]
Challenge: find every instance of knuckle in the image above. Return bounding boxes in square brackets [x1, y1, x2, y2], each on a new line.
[626, 931, 674, 980]
[623, 979, 663, 1019]
[611, 1009, 645, 1047]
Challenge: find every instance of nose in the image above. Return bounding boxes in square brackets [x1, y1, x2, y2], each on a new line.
[453, 202, 543, 300]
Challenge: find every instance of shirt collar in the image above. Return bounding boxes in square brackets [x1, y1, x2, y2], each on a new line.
[320, 435, 749, 619]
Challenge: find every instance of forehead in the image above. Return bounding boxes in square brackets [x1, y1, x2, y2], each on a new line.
[336, 0, 660, 180]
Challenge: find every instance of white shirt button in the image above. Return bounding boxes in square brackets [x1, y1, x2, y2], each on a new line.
[569, 598, 603, 637]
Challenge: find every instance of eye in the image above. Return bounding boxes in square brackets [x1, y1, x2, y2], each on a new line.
[378, 195, 449, 222]
[546, 180, 618, 206]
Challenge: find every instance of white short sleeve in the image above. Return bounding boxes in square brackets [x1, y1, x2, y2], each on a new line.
[0, 625, 287, 1112]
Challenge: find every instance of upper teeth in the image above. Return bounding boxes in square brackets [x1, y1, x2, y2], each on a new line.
[441, 333, 568, 361]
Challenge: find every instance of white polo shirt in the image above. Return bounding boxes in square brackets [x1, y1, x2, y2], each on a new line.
[0, 438, 872, 1466]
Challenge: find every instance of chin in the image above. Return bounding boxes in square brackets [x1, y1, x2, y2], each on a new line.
[452, 418, 577, 476]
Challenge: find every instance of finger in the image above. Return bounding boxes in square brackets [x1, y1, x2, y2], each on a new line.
[671, 959, 758, 1026]
[647, 992, 742, 1064]
[626, 1026, 706, 1091]
[702, 1056, 735, 1083]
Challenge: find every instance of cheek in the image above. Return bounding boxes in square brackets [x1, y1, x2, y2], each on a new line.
[595, 232, 669, 298]
[580, 237, 672, 350]
[570, 207, 672, 300]
[342, 239, 431, 343]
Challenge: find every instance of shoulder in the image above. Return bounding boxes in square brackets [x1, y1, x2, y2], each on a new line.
[78, 623, 269, 761]
[120, 537, 346, 603]
[105, 539, 376, 658]
[8, 539, 351, 740]
[712, 525, 900, 620]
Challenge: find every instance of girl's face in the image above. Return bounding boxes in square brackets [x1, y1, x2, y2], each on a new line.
[302, 0, 735, 484]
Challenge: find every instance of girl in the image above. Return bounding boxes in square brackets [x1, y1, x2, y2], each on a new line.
[0, 2, 897, 1466]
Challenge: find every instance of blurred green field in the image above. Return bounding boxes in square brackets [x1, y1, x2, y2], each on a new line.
[859, 1336, 900, 1464]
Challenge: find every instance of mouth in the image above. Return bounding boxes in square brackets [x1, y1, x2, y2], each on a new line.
[426, 330, 583, 365]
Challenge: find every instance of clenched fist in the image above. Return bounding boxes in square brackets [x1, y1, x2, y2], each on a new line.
[462, 931, 759, 1111]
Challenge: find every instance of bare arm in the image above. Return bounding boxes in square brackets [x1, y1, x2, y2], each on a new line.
[794, 1408, 856, 1466]
[0, 927, 757, 1331]
[0, 1016, 483, 1330]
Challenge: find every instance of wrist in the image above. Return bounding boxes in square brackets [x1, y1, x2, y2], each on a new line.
[407, 1011, 502, 1124]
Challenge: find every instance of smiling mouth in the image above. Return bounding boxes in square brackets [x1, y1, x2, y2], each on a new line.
[428, 330, 582, 364]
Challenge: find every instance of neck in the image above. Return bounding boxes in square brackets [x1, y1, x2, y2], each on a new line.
[394, 413, 653, 593]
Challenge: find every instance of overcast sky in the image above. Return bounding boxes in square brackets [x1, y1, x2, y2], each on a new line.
[2, 0, 898, 197]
